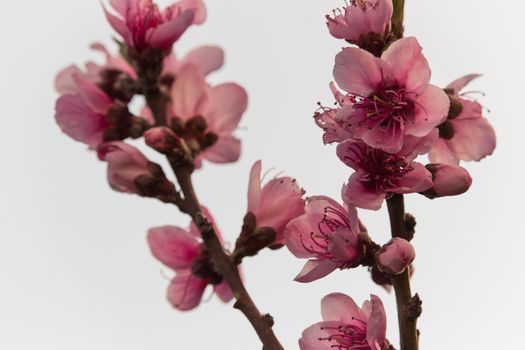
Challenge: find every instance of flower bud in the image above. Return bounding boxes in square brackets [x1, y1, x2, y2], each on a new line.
[98, 141, 174, 198]
[144, 127, 183, 154]
[376, 238, 415, 275]
[423, 164, 473, 199]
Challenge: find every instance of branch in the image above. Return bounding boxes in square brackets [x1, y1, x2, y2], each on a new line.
[174, 166, 284, 350]
[146, 89, 284, 350]
[386, 194, 420, 350]
[391, 0, 405, 40]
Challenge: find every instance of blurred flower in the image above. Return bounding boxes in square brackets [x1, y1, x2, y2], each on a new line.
[103, 0, 206, 51]
[147, 208, 235, 311]
[169, 64, 248, 166]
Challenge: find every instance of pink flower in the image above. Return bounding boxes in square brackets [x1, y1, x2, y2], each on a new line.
[338, 136, 435, 210]
[247, 161, 305, 246]
[429, 74, 497, 164]
[285, 196, 364, 283]
[422, 163, 473, 199]
[169, 64, 248, 166]
[376, 238, 415, 275]
[97, 141, 175, 197]
[147, 208, 235, 311]
[327, 0, 393, 53]
[55, 75, 114, 149]
[104, 0, 206, 51]
[299, 293, 388, 350]
[333, 37, 450, 153]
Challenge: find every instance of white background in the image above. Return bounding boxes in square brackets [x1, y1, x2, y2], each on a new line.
[1, 0, 523, 349]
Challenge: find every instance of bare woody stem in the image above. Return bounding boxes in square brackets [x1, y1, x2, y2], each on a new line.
[145, 86, 284, 350]
[386, 194, 420, 350]
[391, 0, 406, 40]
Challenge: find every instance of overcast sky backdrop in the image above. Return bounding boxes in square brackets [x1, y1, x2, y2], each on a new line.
[1, 0, 523, 349]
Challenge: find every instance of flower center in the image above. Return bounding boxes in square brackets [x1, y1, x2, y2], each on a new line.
[300, 206, 355, 266]
[318, 322, 369, 349]
[344, 143, 413, 193]
[354, 83, 414, 131]
[127, 0, 178, 48]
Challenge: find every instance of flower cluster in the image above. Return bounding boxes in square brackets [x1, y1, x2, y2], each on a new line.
[54, 0, 307, 313]
[54, 0, 497, 348]
[289, 1, 496, 348]
[55, 0, 248, 196]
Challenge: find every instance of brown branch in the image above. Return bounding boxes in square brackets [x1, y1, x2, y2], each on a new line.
[145, 88, 284, 350]
[174, 166, 284, 350]
[386, 194, 420, 350]
[391, 0, 406, 40]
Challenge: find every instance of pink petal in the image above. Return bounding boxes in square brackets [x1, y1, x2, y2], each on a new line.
[447, 74, 481, 94]
[147, 10, 195, 50]
[362, 120, 404, 153]
[399, 130, 439, 162]
[55, 65, 82, 94]
[394, 162, 433, 194]
[336, 140, 363, 170]
[247, 160, 262, 214]
[168, 0, 207, 24]
[98, 142, 151, 193]
[326, 14, 357, 41]
[72, 75, 113, 114]
[450, 101, 496, 162]
[214, 281, 234, 303]
[171, 65, 207, 120]
[109, 0, 129, 16]
[103, 4, 132, 44]
[284, 215, 315, 259]
[407, 84, 449, 137]
[200, 83, 248, 134]
[428, 138, 460, 165]
[368, 0, 394, 35]
[147, 226, 200, 270]
[300, 321, 347, 350]
[167, 272, 207, 311]
[180, 46, 224, 75]
[256, 176, 305, 240]
[366, 295, 387, 350]
[333, 47, 383, 96]
[382, 37, 430, 93]
[55, 95, 109, 149]
[305, 196, 349, 234]
[294, 260, 338, 283]
[342, 172, 386, 210]
[203, 135, 241, 164]
[321, 293, 363, 323]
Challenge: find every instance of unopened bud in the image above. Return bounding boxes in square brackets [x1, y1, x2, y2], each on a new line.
[423, 164, 473, 199]
[376, 238, 415, 275]
[144, 127, 183, 154]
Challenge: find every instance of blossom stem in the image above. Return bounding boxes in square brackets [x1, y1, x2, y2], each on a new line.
[391, 0, 405, 40]
[145, 90, 284, 350]
[386, 194, 420, 350]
